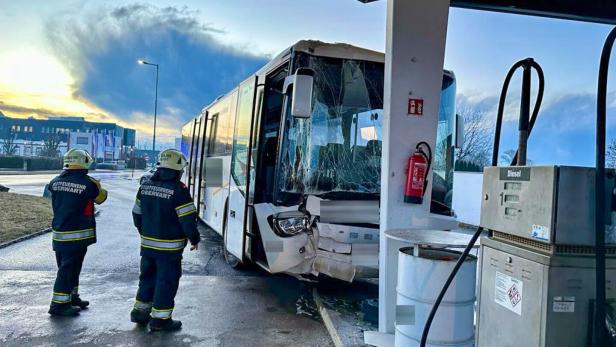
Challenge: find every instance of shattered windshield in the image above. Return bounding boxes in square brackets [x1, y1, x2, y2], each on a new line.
[277, 55, 384, 198]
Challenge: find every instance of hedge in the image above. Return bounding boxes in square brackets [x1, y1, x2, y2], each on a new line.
[127, 157, 147, 170]
[25, 157, 63, 171]
[454, 160, 485, 173]
[0, 156, 23, 169]
[0, 155, 63, 171]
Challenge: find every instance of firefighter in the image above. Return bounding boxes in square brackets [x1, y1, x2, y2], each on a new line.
[48, 149, 107, 317]
[130, 149, 200, 332]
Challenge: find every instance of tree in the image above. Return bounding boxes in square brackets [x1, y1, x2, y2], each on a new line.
[500, 149, 533, 166]
[607, 139, 616, 169]
[1, 128, 17, 155]
[41, 133, 62, 157]
[455, 106, 492, 168]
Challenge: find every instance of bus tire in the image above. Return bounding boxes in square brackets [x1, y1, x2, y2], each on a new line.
[223, 201, 242, 269]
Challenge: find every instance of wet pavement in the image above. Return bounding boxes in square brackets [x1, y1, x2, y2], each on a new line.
[316, 279, 378, 346]
[0, 173, 332, 346]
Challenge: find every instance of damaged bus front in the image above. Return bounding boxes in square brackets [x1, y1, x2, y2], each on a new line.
[182, 41, 457, 282]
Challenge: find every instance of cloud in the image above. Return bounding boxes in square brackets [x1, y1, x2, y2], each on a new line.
[0, 99, 114, 121]
[44, 4, 268, 137]
[456, 90, 616, 167]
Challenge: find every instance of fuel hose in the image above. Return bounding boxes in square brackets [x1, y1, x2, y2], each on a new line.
[420, 58, 545, 347]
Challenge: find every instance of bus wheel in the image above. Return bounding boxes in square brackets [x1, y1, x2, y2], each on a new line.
[223, 213, 242, 268]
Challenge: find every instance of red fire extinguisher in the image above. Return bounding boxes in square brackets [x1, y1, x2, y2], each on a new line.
[404, 142, 432, 204]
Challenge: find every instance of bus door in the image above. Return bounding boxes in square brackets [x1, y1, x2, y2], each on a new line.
[195, 111, 209, 216]
[201, 92, 236, 233]
[190, 116, 203, 199]
[226, 76, 258, 259]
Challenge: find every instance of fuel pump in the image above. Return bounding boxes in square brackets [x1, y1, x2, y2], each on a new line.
[420, 28, 616, 347]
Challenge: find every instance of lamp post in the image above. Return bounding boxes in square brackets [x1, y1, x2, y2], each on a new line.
[137, 59, 159, 167]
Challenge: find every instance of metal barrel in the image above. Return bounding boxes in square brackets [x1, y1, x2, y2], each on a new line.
[395, 246, 477, 347]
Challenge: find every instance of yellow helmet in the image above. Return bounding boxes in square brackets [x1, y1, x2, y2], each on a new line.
[63, 148, 94, 170]
[157, 149, 188, 171]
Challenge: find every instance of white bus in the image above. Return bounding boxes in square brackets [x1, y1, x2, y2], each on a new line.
[181, 40, 458, 282]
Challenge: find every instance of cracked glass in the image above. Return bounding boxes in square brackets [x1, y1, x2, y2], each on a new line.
[277, 55, 384, 199]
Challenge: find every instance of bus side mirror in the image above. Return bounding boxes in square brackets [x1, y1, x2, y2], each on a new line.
[454, 113, 464, 149]
[283, 68, 314, 118]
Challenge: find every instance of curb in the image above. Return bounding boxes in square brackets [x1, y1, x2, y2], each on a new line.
[0, 227, 51, 249]
[313, 288, 344, 347]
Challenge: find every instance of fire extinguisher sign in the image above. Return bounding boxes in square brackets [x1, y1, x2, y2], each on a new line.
[408, 98, 423, 116]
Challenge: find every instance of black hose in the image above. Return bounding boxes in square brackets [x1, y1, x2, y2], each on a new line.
[517, 64, 532, 166]
[492, 58, 545, 166]
[594, 25, 616, 347]
[420, 58, 544, 347]
[419, 226, 483, 346]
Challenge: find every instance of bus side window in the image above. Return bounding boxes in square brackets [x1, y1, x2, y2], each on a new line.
[207, 114, 219, 156]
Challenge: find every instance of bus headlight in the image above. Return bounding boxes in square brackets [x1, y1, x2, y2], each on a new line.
[272, 211, 310, 237]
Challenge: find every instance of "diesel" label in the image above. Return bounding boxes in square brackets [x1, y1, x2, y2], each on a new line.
[499, 167, 530, 181]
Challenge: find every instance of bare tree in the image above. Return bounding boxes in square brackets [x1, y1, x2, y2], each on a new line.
[607, 139, 616, 169]
[41, 133, 62, 157]
[500, 149, 533, 166]
[455, 106, 492, 167]
[1, 128, 18, 155]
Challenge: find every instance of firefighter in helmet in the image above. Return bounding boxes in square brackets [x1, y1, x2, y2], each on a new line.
[48, 149, 107, 316]
[130, 149, 200, 331]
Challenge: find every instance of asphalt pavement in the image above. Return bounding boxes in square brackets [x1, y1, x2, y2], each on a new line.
[0, 172, 332, 346]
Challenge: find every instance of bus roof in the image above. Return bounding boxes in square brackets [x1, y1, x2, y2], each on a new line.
[197, 41, 385, 115]
[256, 40, 385, 76]
[193, 40, 453, 119]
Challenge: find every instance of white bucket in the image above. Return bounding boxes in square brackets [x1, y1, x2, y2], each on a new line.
[395, 246, 477, 347]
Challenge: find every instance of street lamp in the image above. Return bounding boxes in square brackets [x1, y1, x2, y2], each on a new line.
[137, 59, 159, 167]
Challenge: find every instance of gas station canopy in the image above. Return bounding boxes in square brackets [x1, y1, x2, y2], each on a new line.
[359, 0, 616, 25]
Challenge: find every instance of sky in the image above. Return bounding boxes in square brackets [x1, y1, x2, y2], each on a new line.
[0, 0, 615, 166]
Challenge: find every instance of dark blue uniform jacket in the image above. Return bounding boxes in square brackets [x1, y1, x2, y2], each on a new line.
[48, 169, 107, 252]
[132, 168, 200, 260]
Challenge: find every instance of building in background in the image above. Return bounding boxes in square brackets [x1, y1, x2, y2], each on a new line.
[0, 114, 136, 160]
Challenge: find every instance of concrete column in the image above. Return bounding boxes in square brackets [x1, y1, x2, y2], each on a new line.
[379, 0, 451, 333]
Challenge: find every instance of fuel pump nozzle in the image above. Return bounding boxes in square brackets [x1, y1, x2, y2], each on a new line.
[492, 58, 545, 167]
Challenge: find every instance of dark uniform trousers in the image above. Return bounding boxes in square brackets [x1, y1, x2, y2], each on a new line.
[48, 169, 106, 308]
[136, 256, 182, 313]
[131, 168, 200, 319]
[52, 250, 87, 306]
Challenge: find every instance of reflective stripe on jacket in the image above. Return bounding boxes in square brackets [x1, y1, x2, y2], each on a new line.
[140, 235, 187, 251]
[52, 228, 96, 242]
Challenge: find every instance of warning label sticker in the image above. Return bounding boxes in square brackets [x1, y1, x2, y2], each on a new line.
[530, 224, 550, 241]
[495, 271, 523, 315]
[553, 296, 575, 313]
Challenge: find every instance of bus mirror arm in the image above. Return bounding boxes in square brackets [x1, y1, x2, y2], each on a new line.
[283, 68, 314, 118]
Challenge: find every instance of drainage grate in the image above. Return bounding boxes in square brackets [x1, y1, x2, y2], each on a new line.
[493, 231, 616, 255]
[493, 231, 552, 252]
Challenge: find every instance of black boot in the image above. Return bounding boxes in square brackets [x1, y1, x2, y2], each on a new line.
[149, 318, 182, 332]
[71, 294, 89, 309]
[130, 309, 151, 325]
[49, 303, 80, 317]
